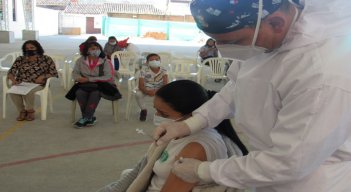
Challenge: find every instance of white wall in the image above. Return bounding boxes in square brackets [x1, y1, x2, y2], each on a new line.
[36, 7, 59, 36]
[6, 1, 59, 38]
[8, 0, 26, 38]
[61, 14, 102, 35]
[62, 14, 87, 34]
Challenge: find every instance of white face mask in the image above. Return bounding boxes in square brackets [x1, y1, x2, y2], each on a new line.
[153, 113, 185, 126]
[153, 114, 174, 126]
[148, 60, 161, 68]
[89, 50, 101, 57]
[109, 41, 116, 45]
[216, 0, 266, 61]
[216, 0, 299, 61]
[217, 44, 267, 61]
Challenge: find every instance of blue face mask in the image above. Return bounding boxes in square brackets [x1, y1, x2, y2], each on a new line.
[89, 50, 101, 57]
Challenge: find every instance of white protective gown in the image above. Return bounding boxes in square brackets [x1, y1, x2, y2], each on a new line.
[194, 0, 351, 191]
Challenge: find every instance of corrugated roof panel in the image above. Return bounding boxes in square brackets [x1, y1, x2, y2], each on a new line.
[63, 3, 165, 15]
[36, 0, 70, 6]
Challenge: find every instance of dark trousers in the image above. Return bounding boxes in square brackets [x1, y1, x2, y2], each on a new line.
[76, 89, 101, 119]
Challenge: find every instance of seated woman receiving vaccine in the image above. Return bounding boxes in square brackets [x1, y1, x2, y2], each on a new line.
[97, 80, 248, 192]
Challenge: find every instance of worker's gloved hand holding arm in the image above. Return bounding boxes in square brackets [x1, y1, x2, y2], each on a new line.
[154, 114, 207, 145]
[172, 158, 213, 183]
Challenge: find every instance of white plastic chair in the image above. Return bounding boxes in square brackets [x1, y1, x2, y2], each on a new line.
[170, 57, 201, 83]
[221, 57, 243, 81]
[66, 53, 81, 89]
[125, 76, 138, 120]
[0, 52, 22, 74]
[66, 54, 120, 123]
[49, 54, 67, 90]
[200, 57, 228, 85]
[139, 52, 152, 69]
[157, 52, 172, 67]
[68, 79, 120, 123]
[2, 76, 54, 120]
[111, 51, 137, 80]
[71, 96, 119, 123]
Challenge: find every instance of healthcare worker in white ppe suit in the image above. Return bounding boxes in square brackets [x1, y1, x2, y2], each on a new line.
[154, 0, 351, 191]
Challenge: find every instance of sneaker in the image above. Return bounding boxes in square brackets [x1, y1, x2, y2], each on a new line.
[74, 118, 89, 129]
[139, 109, 147, 121]
[86, 116, 97, 126]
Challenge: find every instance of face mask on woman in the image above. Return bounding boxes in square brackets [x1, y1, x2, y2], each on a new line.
[89, 50, 101, 57]
[153, 114, 185, 126]
[109, 41, 116, 46]
[153, 114, 173, 126]
[24, 50, 38, 57]
[148, 60, 161, 68]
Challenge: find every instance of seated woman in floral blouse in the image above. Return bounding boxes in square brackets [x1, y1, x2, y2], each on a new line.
[7, 40, 58, 121]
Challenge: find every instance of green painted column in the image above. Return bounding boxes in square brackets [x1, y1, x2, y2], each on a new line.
[166, 21, 170, 40]
[102, 16, 106, 35]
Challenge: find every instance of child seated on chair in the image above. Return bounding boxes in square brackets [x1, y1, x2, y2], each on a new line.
[136, 53, 168, 121]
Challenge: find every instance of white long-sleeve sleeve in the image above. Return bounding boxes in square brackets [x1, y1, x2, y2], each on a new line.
[203, 32, 351, 191]
[184, 64, 238, 133]
[208, 84, 351, 190]
[193, 0, 351, 191]
[195, 80, 236, 127]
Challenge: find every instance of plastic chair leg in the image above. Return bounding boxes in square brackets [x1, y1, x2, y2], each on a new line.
[62, 76, 66, 90]
[40, 93, 48, 120]
[2, 94, 6, 119]
[112, 100, 118, 123]
[125, 93, 132, 120]
[48, 91, 54, 113]
[71, 100, 77, 123]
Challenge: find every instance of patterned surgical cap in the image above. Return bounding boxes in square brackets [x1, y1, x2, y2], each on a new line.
[190, 0, 284, 34]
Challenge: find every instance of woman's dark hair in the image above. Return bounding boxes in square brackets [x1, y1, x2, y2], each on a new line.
[85, 36, 97, 43]
[146, 53, 160, 61]
[205, 38, 216, 47]
[108, 36, 118, 42]
[156, 80, 248, 155]
[206, 90, 248, 155]
[21, 40, 45, 55]
[156, 80, 208, 115]
[82, 41, 106, 58]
